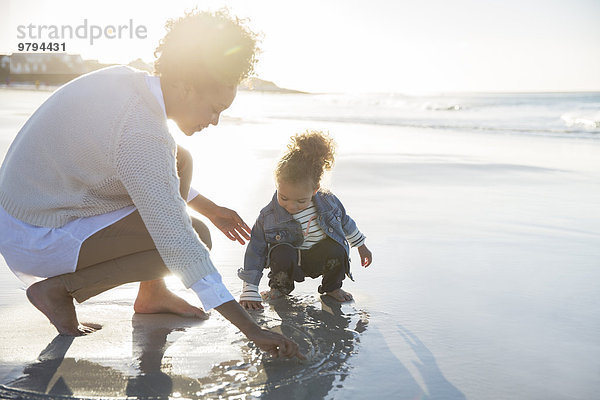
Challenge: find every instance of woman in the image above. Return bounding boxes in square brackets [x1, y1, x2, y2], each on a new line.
[0, 9, 303, 359]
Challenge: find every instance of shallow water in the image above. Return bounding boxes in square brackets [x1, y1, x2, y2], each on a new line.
[0, 293, 368, 399]
[0, 89, 599, 399]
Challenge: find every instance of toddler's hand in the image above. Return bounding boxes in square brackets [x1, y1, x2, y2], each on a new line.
[358, 244, 373, 267]
[240, 300, 264, 310]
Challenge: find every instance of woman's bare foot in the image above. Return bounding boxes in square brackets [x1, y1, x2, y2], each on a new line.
[134, 279, 209, 319]
[326, 288, 353, 302]
[26, 277, 99, 336]
[261, 288, 285, 301]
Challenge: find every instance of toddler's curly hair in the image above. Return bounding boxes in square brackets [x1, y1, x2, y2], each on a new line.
[276, 130, 336, 189]
[154, 8, 259, 88]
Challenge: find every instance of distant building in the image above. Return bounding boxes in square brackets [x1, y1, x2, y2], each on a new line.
[1, 53, 302, 93]
[0, 55, 10, 83]
[0, 55, 9, 70]
[9, 53, 86, 75]
[1, 53, 92, 86]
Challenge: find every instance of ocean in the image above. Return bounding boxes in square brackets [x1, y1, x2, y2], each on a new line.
[226, 91, 600, 138]
[0, 88, 599, 399]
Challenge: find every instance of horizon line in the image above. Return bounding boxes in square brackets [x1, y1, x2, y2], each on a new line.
[2, 52, 599, 95]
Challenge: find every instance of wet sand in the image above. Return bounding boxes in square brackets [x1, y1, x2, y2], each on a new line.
[0, 282, 368, 399]
[1, 89, 599, 399]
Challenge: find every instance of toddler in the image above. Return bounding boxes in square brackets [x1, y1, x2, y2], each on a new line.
[238, 130, 372, 310]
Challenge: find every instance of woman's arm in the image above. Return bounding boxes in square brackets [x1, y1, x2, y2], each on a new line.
[215, 300, 305, 359]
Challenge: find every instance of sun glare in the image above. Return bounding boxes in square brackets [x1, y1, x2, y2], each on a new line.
[1, 0, 599, 92]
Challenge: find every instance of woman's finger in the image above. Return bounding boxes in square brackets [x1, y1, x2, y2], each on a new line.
[238, 226, 251, 240]
[277, 340, 289, 357]
[234, 226, 250, 242]
[233, 215, 252, 239]
[273, 335, 305, 359]
[239, 223, 251, 239]
[229, 229, 245, 245]
[241, 224, 252, 240]
[220, 227, 236, 241]
[289, 342, 306, 360]
[284, 339, 299, 358]
[220, 226, 246, 244]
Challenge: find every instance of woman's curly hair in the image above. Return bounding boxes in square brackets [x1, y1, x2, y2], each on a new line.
[154, 8, 259, 87]
[276, 130, 336, 189]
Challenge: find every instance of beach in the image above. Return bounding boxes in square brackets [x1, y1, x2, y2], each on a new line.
[0, 88, 599, 399]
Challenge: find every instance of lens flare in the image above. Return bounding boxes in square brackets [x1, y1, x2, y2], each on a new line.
[224, 45, 242, 56]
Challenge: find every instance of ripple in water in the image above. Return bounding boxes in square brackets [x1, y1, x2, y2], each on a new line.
[193, 294, 369, 399]
[0, 295, 368, 399]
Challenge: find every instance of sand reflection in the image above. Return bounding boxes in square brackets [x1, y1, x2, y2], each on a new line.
[1, 296, 369, 399]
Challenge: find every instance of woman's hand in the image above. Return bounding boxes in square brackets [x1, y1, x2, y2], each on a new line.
[207, 206, 251, 245]
[240, 300, 264, 310]
[215, 300, 305, 360]
[188, 195, 251, 245]
[245, 326, 306, 359]
[358, 244, 373, 267]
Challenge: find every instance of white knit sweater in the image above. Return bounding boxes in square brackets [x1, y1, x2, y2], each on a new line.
[0, 66, 216, 287]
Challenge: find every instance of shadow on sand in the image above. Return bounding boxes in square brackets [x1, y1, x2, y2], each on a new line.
[0, 298, 462, 399]
[0, 296, 368, 399]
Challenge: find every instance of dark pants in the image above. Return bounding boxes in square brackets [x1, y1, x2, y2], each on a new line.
[267, 237, 348, 295]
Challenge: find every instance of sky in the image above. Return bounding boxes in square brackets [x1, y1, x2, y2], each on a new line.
[0, 0, 599, 93]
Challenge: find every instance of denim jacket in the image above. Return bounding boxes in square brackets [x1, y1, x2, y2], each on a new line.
[238, 190, 361, 286]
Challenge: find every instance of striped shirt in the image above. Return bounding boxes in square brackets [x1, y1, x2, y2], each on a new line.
[292, 201, 366, 250]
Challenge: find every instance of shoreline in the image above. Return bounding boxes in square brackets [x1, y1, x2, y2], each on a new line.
[1, 90, 599, 399]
